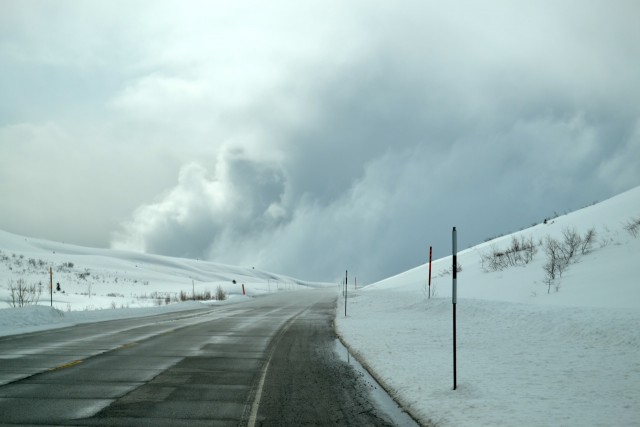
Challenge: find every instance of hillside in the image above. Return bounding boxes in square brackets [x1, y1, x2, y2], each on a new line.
[2, 185, 639, 426]
[0, 230, 328, 334]
[336, 185, 640, 426]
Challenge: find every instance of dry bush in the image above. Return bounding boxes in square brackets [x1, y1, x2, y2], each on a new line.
[6, 279, 42, 307]
[480, 235, 537, 272]
[623, 215, 640, 238]
[215, 285, 227, 301]
[542, 227, 598, 293]
[543, 236, 567, 279]
[581, 227, 597, 254]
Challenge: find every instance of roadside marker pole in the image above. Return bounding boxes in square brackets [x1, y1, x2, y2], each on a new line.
[344, 270, 348, 317]
[428, 246, 433, 299]
[452, 227, 458, 391]
[49, 267, 53, 307]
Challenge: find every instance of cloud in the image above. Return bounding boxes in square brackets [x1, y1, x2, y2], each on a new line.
[2, 0, 640, 283]
[111, 145, 287, 259]
[109, 74, 208, 119]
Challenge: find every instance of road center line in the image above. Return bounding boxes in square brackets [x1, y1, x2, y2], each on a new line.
[49, 360, 82, 371]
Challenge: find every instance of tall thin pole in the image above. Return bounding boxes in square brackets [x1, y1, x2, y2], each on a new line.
[428, 246, 433, 299]
[49, 267, 53, 307]
[452, 227, 458, 390]
[344, 270, 348, 317]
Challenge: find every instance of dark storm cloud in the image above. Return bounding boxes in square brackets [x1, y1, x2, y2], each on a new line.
[2, 0, 640, 283]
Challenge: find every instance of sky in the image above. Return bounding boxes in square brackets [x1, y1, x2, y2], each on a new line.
[1, 0, 639, 283]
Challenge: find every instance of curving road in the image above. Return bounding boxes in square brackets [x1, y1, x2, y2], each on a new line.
[0, 289, 418, 426]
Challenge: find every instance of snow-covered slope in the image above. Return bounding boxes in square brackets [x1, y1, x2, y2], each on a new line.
[370, 185, 640, 308]
[2, 186, 639, 426]
[336, 185, 640, 426]
[0, 229, 328, 335]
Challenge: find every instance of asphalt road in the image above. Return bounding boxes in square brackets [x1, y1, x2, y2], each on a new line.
[0, 289, 419, 426]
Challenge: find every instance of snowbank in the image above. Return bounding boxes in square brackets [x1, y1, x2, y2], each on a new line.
[336, 185, 640, 426]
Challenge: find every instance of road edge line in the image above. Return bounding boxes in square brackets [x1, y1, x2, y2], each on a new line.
[246, 308, 308, 427]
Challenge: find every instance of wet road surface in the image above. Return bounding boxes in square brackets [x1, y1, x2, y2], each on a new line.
[0, 290, 419, 426]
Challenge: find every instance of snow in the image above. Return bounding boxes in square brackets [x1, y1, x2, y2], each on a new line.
[0, 231, 328, 337]
[1, 185, 640, 426]
[0, 301, 218, 337]
[336, 186, 640, 426]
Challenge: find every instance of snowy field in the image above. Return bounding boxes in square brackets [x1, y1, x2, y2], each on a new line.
[336, 186, 640, 426]
[1, 186, 639, 426]
[0, 231, 328, 337]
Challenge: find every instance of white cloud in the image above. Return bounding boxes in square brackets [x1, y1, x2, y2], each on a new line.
[2, 0, 640, 282]
[111, 144, 287, 258]
[109, 74, 207, 118]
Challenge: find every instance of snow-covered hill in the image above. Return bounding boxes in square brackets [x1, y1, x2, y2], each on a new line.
[0, 229, 328, 335]
[336, 185, 640, 426]
[2, 185, 639, 426]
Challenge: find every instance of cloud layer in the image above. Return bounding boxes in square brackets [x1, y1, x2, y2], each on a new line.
[2, 1, 640, 282]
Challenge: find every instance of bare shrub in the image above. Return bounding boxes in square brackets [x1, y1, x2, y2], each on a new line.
[437, 262, 462, 277]
[178, 289, 217, 301]
[599, 236, 612, 249]
[542, 228, 595, 293]
[559, 228, 582, 263]
[543, 236, 567, 289]
[480, 235, 537, 272]
[623, 215, 640, 238]
[581, 227, 597, 254]
[215, 285, 227, 301]
[57, 262, 74, 273]
[6, 279, 42, 307]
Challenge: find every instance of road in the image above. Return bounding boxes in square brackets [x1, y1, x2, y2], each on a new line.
[0, 289, 419, 426]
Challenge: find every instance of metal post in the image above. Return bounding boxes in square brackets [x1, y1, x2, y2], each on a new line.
[49, 267, 53, 307]
[452, 227, 457, 390]
[428, 246, 433, 299]
[344, 270, 348, 317]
